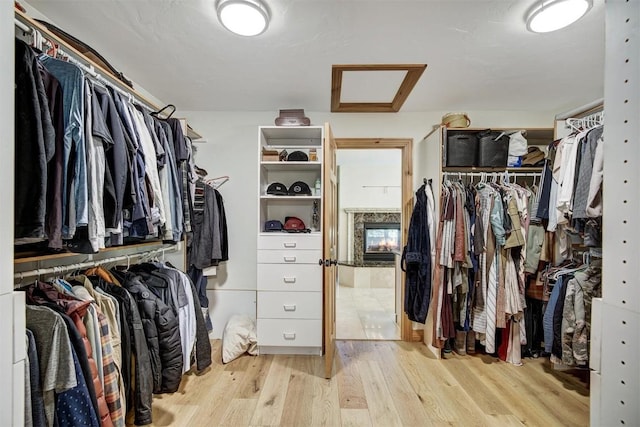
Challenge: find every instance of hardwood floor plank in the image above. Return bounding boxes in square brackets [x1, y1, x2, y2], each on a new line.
[376, 344, 434, 426]
[150, 403, 198, 426]
[396, 342, 493, 426]
[218, 399, 258, 426]
[184, 370, 242, 426]
[357, 360, 403, 427]
[453, 354, 561, 426]
[280, 356, 316, 426]
[501, 360, 588, 427]
[442, 356, 512, 416]
[235, 354, 274, 399]
[249, 356, 293, 426]
[485, 414, 527, 426]
[340, 409, 373, 427]
[336, 341, 368, 409]
[144, 340, 589, 427]
[310, 358, 342, 426]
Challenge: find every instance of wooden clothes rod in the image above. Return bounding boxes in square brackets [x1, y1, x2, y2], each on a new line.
[14, 246, 175, 281]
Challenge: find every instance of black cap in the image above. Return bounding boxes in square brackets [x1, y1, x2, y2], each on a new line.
[288, 181, 311, 196]
[266, 182, 288, 195]
[287, 151, 308, 162]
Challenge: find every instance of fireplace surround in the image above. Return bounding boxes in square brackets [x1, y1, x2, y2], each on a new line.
[343, 208, 401, 265]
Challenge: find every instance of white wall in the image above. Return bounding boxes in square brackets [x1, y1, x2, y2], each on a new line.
[182, 110, 554, 336]
[337, 149, 401, 260]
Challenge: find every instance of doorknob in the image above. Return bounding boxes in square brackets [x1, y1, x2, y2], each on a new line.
[319, 259, 338, 267]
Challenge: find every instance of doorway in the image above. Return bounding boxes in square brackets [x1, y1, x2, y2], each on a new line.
[333, 138, 415, 341]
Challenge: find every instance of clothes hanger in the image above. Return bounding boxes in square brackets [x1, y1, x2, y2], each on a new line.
[151, 104, 176, 119]
[206, 175, 230, 189]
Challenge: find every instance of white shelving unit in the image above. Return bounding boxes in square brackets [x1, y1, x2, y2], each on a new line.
[256, 126, 325, 355]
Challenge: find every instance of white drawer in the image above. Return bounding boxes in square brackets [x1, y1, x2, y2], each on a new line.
[258, 234, 322, 250]
[257, 264, 322, 291]
[257, 318, 322, 347]
[257, 291, 322, 319]
[257, 249, 321, 264]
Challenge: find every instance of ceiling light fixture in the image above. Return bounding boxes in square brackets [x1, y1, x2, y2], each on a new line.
[216, 0, 270, 37]
[526, 0, 592, 33]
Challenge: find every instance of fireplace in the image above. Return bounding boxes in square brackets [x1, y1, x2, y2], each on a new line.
[363, 222, 400, 262]
[344, 209, 401, 264]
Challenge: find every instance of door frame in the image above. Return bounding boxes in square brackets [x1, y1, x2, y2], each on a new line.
[334, 138, 418, 342]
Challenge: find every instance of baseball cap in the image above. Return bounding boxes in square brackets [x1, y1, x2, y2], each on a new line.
[266, 182, 288, 195]
[288, 181, 312, 196]
[284, 217, 310, 233]
[287, 151, 308, 162]
[264, 220, 284, 232]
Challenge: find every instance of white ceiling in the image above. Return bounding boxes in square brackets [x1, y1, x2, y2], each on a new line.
[25, 0, 605, 113]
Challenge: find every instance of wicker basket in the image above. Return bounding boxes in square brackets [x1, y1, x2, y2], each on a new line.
[442, 112, 470, 128]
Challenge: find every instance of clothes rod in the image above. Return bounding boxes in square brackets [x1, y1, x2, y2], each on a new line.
[443, 171, 541, 177]
[14, 247, 174, 281]
[555, 98, 604, 120]
[15, 18, 31, 34]
[14, 12, 159, 114]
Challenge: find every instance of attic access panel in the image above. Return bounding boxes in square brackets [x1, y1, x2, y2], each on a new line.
[331, 64, 427, 113]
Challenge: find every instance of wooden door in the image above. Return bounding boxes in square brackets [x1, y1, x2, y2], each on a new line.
[323, 123, 338, 379]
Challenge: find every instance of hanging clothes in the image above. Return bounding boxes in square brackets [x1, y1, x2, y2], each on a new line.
[15, 40, 212, 257]
[14, 39, 56, 244]
[402, 182, 432, 324]
[431, 175, 535, 365]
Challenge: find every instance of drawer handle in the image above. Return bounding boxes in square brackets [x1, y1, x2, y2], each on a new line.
[283, 332, 296, 340]
[283, 304, 297, 312]
[284, 256, 297, 262]
[283, 277, 296, 283]
[283, 242, 297, 248]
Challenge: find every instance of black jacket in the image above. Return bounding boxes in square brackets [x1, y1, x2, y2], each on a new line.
[97, 280, 153, 426]
[15, 39, 55, 242]
[112, 270, 183, 393]
[402, 184, 432, 324]
[129, 263, 212, 372]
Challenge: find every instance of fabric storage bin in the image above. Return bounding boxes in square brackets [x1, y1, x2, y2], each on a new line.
[478, 131, 509, 167]
[446, 133, 478, 167]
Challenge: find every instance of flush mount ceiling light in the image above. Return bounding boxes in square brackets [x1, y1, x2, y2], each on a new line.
[216, 0, 270, 36]
[526, 0, 592, 33]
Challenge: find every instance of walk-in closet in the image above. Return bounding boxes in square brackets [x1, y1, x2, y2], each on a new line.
[3, 0, 638, 426]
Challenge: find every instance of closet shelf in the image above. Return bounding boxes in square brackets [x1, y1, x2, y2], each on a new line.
[14, 240, 174, 264]
[442, 166, 543, 173]
[261, 161, 322, 172]
[260, 195, 322, 200]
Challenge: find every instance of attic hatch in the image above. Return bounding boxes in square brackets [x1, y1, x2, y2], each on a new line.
[331, 64, 427, 113]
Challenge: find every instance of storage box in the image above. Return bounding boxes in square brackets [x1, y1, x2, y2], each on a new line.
[478, 131, 509, 167]
[262, 148, 280, 161]
[446, 133, 478, 167]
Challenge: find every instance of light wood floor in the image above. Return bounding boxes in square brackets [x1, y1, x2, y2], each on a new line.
[148, 340, 589, 427]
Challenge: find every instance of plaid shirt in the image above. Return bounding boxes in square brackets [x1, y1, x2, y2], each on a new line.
[97, 307, 125, 427]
